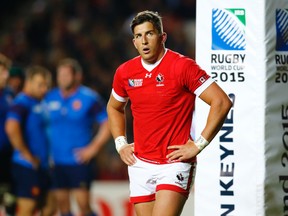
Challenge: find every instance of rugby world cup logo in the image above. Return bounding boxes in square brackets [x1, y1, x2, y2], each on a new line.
[276, 9, 288, 51]
[212, 8, 246, 50]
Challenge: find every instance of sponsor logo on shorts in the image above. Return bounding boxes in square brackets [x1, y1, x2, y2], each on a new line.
[176, 173, 184, 181]
[146, 177, 157, 185]
[31, 186, 40, 197]
[175, 172, 184, 187]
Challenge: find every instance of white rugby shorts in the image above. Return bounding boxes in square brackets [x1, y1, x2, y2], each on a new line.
[128, 155, 196, 204]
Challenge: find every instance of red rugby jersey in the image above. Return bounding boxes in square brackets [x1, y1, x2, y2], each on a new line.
[113, 49, 211, 163]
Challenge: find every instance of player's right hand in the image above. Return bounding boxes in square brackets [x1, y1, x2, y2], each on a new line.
[22, 152, 40, 169]
[119, 143, 136, 166]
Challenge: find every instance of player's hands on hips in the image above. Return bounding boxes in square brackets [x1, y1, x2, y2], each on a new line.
[119, 143, 136, 166]
[166, 139, 201, 162]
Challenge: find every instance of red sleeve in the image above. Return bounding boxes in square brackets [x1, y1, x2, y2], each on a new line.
[112, 63, 128, 98]
[176, 57, 210, 93]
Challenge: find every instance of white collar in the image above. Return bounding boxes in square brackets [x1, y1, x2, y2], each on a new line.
[141, 49, 168, 72]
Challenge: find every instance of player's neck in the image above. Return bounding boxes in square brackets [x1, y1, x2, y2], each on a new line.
[60, 85, 78, 98]
[142, 48, 167, 71]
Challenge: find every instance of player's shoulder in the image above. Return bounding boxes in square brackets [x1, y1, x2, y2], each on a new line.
[0, 87, 14, 104]
[11, 93, 32, 110]
[13, 93, 28, 103]
[45, 87, 59, 99]
[77, 86, 105, 105]
[78, 85, 99, 99]
[167, 49, 195, 65]
[117, 55, 141, 72]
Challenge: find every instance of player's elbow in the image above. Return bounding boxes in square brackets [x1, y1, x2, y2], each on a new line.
[220, 96, 233, 116]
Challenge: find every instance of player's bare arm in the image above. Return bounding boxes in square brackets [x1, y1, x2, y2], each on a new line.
[75, 120, 111, 163]
[198, 82, 232, 142]
[107, 93, 136, 166]
[167, 82, 232, 161]
[5, 119, 40, 168]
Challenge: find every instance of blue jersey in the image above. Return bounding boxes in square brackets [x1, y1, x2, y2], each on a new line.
[45, 85, 108, 165]
[0, 88, 14, 151]
[7, 93, 49, 169]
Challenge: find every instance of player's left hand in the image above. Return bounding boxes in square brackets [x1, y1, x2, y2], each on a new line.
[166, 139, 201, 162]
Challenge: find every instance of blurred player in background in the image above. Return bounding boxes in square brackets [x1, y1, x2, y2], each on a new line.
[45, 58, 110, 216]
[5, 65, 56, 216]
[107, 10, 232, 216]
[7, 66, 25, 95]
[0, 53, 16, 216]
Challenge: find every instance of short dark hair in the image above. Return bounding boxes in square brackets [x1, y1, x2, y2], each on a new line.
[25, 65, 51, 81]
[130, 10, 163, 34]
[57, 58, 82, 74]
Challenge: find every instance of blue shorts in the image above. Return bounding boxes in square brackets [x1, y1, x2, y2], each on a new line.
[51, 164, 93, 190]
[11, 163, 51, 200]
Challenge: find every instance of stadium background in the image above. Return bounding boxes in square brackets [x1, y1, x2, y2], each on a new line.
[0, 0, 197, 181]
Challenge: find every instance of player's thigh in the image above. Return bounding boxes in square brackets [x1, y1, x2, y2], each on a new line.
[16, 197, 36, 216]
[134, 200, 155, 216]
[153, 190, 187, 216]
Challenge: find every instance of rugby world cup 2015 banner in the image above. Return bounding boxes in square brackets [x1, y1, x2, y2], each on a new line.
[265, 3, 288, 216]
[194, 1, 288, 215]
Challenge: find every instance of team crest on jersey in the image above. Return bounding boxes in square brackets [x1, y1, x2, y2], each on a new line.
[128, 79, 143, 87]
[156, 73, 164, 87]
[72, 99, 82, 110]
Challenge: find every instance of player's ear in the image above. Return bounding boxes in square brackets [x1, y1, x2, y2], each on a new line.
[161, 32, 167, 44]
[132, 38, 138, 49]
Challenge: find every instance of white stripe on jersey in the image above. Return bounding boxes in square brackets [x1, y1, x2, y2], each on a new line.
[112, 88, 128, 102]
[194, 77, 214, 96]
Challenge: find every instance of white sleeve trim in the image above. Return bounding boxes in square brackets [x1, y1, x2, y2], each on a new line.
[112, 89, 128, 102]
[194, 78, 214, 96]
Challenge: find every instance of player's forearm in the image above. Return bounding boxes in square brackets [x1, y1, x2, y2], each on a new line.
[5, 120, 33, 160]
[89, 120, 111, 153]
[107, 106, 126, 139]
[201, 96, 232, 142]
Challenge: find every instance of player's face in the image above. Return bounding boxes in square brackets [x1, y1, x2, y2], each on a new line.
[0, 65, 9, 88]
[133, 22, 166, 64]
[29, 74, 50, 100]
[57, 65, 76, 90]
